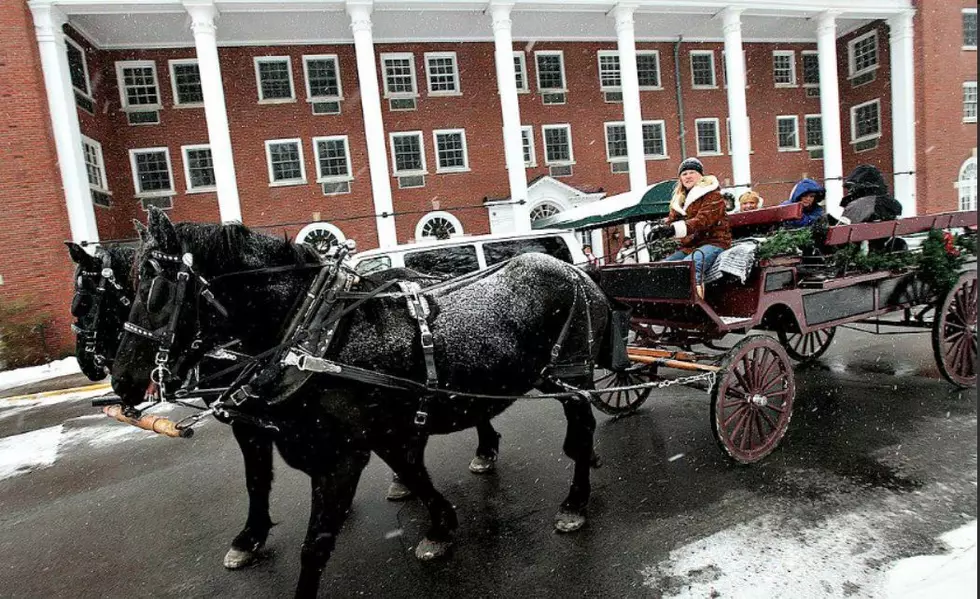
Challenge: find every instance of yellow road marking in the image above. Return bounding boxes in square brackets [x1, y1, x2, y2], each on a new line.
[1, 382, 112, 402]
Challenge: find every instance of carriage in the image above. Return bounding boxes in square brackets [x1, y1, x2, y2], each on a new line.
[544, 189, 978, 464]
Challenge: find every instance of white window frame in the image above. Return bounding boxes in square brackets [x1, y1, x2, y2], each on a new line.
[801, 50, 820, 87]
[253, 56, 296, 103]
[513, 51, 529, 93]
[597, 50, 622, 92]
[603, 121, 629, 162]
[424, 52, 462, 96]
[772, 50, 797, 88]
[848, 31, 879, 79]
[432, 129, 470, 173]
[115, 60, 161, 111]
[964, 8, 978, 51]
[964, 81, 978, 123]
[168, 58, 204, 108]
[302, 54, 344, 101]
[264, 138, 307, 186]
[541, 124, 574, 165]
[642, 120, 669, 160]
[415, 211, 464, 241]
[850, 98, 882, 144]
[604, 121, 670, 162]
[804, 114, 824, 150]
[776, 115, 801, 152]
[956, 157, 977, 211]
[65, 36, 92, 99]
[180, 144, 216, 193]
[535, 50, 568, 93]
[311, 135, 353, 183]
[81, 135, 108, 193]
[380, 52, 419, 99]
[389, 131, 427, 176]
[726, 117, 754, 155]
[129, 147, 175, 197]
[695, 118, 722, 156]
[520, 125, 536, 167]
[637, 50, 663, 90]
[690, 50, 717, 89]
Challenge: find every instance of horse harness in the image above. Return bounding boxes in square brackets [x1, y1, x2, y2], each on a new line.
[72, 249, 131, 367]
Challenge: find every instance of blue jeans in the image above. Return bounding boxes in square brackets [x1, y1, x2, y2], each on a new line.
[664, 245, 725, 284]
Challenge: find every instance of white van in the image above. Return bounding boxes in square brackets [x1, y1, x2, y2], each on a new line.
[349, 230, 587, 278]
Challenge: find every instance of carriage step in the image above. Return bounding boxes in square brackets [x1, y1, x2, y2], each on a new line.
[719, 316, 753, 326]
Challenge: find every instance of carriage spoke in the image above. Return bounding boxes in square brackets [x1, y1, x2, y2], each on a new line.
[758, 407, 779, 432]
[754, 411, 770, 444]
[738, 409, 755, 452]
[723, 403, 749, 428]
[733, 361, 753, 395]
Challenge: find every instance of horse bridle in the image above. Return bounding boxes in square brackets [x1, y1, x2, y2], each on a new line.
[122, 250, 229, 397]
[72, 250, 131, 368]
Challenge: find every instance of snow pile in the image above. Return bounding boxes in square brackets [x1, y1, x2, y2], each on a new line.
[0, 357, 82, 391]
[0, 425, 63, 480]
[885, 520, 977, 599]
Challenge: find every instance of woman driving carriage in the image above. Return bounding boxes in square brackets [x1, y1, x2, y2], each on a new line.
[646, 158, 732, 298]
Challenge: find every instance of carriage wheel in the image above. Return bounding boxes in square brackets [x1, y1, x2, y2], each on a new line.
[710, 335, 796, 464]
[777, 326, 837, 362]
[591, 365, 654, 416]
[932, 271, 977, 389]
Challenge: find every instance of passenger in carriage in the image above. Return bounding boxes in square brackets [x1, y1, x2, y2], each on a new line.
[645, 157, 732, 298]
[736, 190, 764, 212]
[837, 164, 903, 225]
[781, 178, 826, 228]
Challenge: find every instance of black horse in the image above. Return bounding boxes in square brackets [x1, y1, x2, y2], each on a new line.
[110, 209, 613, 598]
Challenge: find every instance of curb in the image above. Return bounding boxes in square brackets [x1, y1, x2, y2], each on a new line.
[0, 382, 112, 403]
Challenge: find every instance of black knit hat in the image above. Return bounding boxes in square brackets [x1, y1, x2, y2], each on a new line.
[678, 157, 704, 176]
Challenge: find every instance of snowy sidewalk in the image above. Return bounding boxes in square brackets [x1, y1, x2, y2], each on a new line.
[0, 357, 83, 392]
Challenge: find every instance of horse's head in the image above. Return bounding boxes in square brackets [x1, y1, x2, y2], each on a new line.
[66, 241, 137, 381]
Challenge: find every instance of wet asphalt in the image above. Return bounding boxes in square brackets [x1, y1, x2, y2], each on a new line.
[0, 326, 975, 598]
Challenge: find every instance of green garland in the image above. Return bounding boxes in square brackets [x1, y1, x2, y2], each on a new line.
[755, 228, 816, 262]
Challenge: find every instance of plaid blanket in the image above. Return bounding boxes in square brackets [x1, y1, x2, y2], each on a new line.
[704, 241, 759, 285]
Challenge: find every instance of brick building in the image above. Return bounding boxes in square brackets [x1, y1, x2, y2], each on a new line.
[0, 0, 977, 353]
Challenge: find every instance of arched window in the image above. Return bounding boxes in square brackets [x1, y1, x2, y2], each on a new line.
[529, 201, 563, 223]
[295, 222, 346, 256]
[416, 212, 463, 241]
[958, 157, 977, 211]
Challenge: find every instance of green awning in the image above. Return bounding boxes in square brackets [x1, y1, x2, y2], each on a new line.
[532, 179, 676, 231]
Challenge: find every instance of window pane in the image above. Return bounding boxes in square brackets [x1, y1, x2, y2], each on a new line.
[427, 56, 458, 93]
[853, 35, 878, 73]
[135, 151, 171, 192]
[258, 60, 292, 99]
[544, 127, 571, 162]
[537, 54, 565, 90]
[82, 142, 103, 189]
[856, 103, 880, 138]
[521, 129, 534, 165]
[964, 83, 978, 121]
[173, 63, 203, 104]
[404, 245, 477, 276]
[67, 43, 89, 95]
[806, 117, 823, 148]
[513, 54, 526, 90]
[306, 58, 339, 97]
[777, 118, 798, 149]
[123, 66, 159, 106]
[692, 54, 715, 87]
[802, 54, 820, 85]
[637, 53, 660, 87]
[186, 148, 215, 188]
[384, 58, 415, 94]
[696, 121, 718, 154]
[317, 139, 349, 178]
[599, 54, 621, 88]
[393, 135, 423, 172]
[484, 237, 573, 266]
[642, 123, 665, 157]
[606, 125, 627, 159]
[435, 132, 466, 170]
[965, 11, 978, 47]
[773, 54, 794, 85]
[269, 142, 302, 181]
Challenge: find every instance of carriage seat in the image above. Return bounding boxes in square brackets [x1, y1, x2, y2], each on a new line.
[728, 203, 804, 239]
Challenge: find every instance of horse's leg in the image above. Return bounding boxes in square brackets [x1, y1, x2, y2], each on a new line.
[553, 382, 599, 534]
[469, 418, 502, 474]
[225, 424, 275, 569]
[376, 441, 459, 561]
[294, 448, 371, 599]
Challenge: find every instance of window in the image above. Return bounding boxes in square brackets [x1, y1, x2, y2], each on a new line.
[405, 245, 477, 275]
[129, 148, 174, 196]
[303, 55, 343, 100]
[604, 123, 628, 162]
[695, 118, 721, 156]
[776, 116, 801, 151]
[116, 61, 161, 109]
[773, 51, 797, 87]
[690, 51, 716, 88]
[424, 52, 461, 95]
[521, 126, 536, 167]
[964, 82, 978, 123]
[180, 145, 216, 192]
[965, 9, 978, 50]
[514, 52, 529, 92]
[390, 132, 426, 175]
[637, 51, 662, 89]
[535, 51, 566, 92]
[169, 59, 203, 106]
[81, 136, 109, 207]
[66, 37, 91, 98]
[642, 121, 667, 158]
[413, 212, 465, 242]
[254, 57, 295, 102]
[264, 139, 306, 185]
[526, 205, 563, 225]
[848, 31, 878, 78]
[597, 51, 622, 90]
[312, 136, 352, 182]
[805, 115, 823, 149]
[381, 53, 418, 97]
[605, 121, 669, 162]
[802, 51, 820, 87]
[433, 129, 469, 173]
[851, 99, 882, 143]
[726, 117, 753, 154]
[958, 158, 977, 211]
[542, 124, 573, 164]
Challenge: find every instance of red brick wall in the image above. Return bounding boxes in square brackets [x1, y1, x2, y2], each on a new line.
[0, 4, 76, 355]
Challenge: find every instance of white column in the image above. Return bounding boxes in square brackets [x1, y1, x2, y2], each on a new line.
[29, 3, 99, 246]
[612, 3, 647, 194]
[183, 1, 242, 223]
[721, 8, 751, 198]
[817, 11, 845, 216]
[490, 1, 530, 233]
[347, 0, 398, 248]
[889, 10, 917, 216]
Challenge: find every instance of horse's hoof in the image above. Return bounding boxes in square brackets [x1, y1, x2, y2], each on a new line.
[386, 479, 414, 501]
[468, 455, 497, 474]
[415, 537, 452, 561]
[223, 546, 259, 570]
[554, 510, 587, 534]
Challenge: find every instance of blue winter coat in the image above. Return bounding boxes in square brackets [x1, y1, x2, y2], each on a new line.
[781, 179, 826, 228]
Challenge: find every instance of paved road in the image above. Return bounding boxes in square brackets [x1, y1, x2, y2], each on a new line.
[0, 327, 975, 598]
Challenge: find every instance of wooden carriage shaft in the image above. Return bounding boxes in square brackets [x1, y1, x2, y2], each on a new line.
[626, 354, 721, 373]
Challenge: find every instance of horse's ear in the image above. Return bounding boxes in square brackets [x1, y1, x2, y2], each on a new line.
[133, 219, 150, 243]
[65, 242, 92, 265]
[147, 207, 178, 251]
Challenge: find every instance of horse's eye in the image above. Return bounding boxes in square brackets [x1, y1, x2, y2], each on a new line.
[146, 277, 175, 314]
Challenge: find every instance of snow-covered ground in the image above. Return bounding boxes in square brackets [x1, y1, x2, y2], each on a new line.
[0, 357, 82, 391]
[886, 520, 977, 599]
